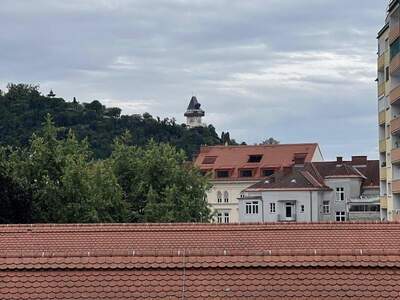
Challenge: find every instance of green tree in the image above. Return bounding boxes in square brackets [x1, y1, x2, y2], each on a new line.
[3, 115, 129, 223]
[111, 133, 212, 223]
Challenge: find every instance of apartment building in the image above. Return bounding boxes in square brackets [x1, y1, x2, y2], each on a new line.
[377, 0, 400, 221]
[194, 143, 323, 223]
[239, 156, 380, 223]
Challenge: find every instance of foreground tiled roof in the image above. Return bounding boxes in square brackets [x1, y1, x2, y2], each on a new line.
[194, 143, 320, 181]
[2, 223, 400, 299]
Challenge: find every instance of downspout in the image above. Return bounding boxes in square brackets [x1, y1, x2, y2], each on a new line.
[261, 196, 265, 223]
[310, 191, 313, 223]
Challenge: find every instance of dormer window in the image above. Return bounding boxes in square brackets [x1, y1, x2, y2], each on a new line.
[248, 155, 263, 163]
[262, 169, 275, 177]
[240, 169, 253, 178]
[202, 156, 217, 164]
[216, 170, 230, 178]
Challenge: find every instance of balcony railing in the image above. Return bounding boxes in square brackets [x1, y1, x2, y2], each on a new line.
[277, 214, 297, 222]
[392, 179, 400, 194]
[391, 117, 400, 135]
[390, 85, 400, 105]
[390, 25, 400, 45]
[391, 53, 400, 76]
[393, 147, 400, 165]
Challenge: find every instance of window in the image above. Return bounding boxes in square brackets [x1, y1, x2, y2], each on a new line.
[216, 170, 230, 178]
[335, 211, 346, 222]
[224, 212, 230, 223]
[246, 201, 259, 214]
[248, 155, 263, 163]
[202, 156, 217, 164]
[240, 192, 245, 198]
[223, 191, 229, 203]
[300, 205, 305, 213]
[323, 201, 330, 214]
[336, 187, 345, 201]
[386, 66, 390, 82]
[270, 203, 276, 213]
[240, 169, 253, 177]
[217, 191, 222, 203]
[389, 182, 392, 196]
[262, 169, 275, 177]
[217, 212, 223, 223]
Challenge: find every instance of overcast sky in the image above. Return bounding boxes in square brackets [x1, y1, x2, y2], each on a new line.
[0, 0, 388, 160]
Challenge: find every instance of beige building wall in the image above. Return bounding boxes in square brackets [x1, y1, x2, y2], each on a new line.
[208, 181, 258, 223]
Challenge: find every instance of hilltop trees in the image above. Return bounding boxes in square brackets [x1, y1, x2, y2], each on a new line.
[0, 83, 223, 159]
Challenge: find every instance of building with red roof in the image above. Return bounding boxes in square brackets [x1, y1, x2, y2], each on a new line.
[239, 156, 380, 223]
[1, 222, 400, 299]
[194, 143, 323, 223]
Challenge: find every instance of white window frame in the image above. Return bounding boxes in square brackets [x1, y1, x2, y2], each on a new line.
[224, 191, 229, 203]
[217, 212, 223, 223]
[245, 201, 259, 214]
[322, 201, 330, 214]
[270, 203, 276, 213]
[224, 212, 230, 223]
[335, 211, 346, 222]
[336, 187, 345, 202]
[217, 191, 222, 203]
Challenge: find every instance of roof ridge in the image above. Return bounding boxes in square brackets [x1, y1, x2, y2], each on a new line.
[1, 248, 400, 259]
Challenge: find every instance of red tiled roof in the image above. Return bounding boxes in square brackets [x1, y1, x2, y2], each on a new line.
[247, 159, 379, 191]
[1, 223, 400, 299]
[194, 143, 320, 180]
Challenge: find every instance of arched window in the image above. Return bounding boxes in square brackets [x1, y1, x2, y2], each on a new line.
[224, 191, 229, 203]
[217, 191, 222, 203]
[240, 192, 245, 198]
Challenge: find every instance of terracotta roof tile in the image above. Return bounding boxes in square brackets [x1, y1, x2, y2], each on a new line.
[194, 143, 319, 180]
[1, 223, 400, 299]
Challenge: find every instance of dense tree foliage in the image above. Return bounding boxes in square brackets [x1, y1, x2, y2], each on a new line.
[110, 132, 211, 223]
[0, 118, 212, 223]
[0, 83, 223, 159]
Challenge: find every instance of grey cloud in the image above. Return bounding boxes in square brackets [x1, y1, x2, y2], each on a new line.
[0, 0, 387, 159]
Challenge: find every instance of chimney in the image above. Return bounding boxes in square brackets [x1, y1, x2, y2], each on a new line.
[352, 156, 367, 166]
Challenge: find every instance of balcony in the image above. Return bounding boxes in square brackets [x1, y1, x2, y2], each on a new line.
[380, 168, 387, 181]
[379, 139, 387, 153]
[380, 196, 388, 209]
[390, 85, 400, 105]
[389, 25, 400, 44]
[391, 53, 400, 76]
[379, 111, 386, 125]
[277, 214, 297, 222]
[392, 117, 400, 135]
[392, 179, 400, 194]
[393, 147, 400, 164]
